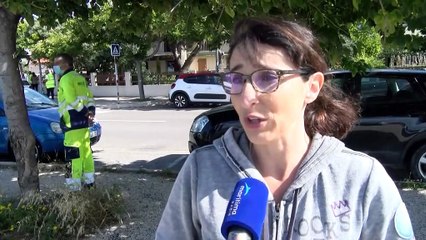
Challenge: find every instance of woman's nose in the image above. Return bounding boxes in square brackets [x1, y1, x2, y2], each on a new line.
[240, 81, 259, 105]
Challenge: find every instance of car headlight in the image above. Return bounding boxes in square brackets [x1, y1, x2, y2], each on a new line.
[50, 122, 62, 134]
[190, 115, 209, 133]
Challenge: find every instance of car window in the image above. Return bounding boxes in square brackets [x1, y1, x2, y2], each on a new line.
[328, 72, 358, 97]
[330, 78, 345, 89]
[360, 77, 388, 100]
[196, 75, 210, 84]
[361, 77, 424, 103]
[183, 76, 198, 84]
[0, 88, 57, 109]
[207, 75, 221, 85]
[24, 88, 57, 108]
[184, 75, 212, 84]
[330, 77, 355, 96]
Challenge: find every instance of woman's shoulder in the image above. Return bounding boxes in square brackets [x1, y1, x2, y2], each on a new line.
[329, 145, 390, 183]
[186, 144, 226, 168]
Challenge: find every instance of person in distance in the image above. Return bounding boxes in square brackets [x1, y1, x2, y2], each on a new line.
[156, 16, 415, 239]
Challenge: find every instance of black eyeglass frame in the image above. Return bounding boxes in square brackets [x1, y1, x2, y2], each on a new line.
[220, 68, 312, 94]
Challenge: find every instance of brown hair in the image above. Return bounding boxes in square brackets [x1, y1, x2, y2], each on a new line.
[228, 17, 359, 139]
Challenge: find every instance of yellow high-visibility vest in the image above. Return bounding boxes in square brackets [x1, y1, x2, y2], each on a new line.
[58, 70, 95, 130]
[45, 72, 55, 88]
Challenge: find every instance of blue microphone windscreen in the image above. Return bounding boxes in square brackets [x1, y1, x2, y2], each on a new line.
[221, 178, 269, 240]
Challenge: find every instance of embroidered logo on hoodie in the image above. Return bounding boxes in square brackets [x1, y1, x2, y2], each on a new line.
[331, 200, 351, 217]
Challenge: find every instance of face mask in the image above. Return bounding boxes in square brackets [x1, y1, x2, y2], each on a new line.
[53, 65, 64, 75]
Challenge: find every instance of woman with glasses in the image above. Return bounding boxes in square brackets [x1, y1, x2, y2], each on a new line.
[156, 17, 414, 240]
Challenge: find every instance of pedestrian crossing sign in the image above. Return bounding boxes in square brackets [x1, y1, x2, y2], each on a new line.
[111, 44, 120, 57]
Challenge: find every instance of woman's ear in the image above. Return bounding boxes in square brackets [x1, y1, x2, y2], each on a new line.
[305, 72, 324, 104]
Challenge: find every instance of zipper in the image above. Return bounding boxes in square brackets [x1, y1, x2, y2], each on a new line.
[287, 188, 300, 240]
[275, 202, 280, 239]
[274, 201, 282, 240]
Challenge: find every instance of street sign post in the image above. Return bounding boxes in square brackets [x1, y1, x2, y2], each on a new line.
[111, 44, 120, 104]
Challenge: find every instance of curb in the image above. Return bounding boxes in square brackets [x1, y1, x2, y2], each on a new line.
[0, 161, 180, 178]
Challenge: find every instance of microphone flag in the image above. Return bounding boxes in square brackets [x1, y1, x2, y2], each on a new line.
[221, 178, 269, 240]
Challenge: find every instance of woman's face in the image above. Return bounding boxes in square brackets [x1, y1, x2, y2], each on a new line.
[229, 43, 323, 145]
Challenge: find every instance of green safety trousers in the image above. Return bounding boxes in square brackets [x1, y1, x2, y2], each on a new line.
[64, 128, 94, 191]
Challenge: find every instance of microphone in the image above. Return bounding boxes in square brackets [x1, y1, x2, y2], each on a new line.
[221, 178, 269, 240]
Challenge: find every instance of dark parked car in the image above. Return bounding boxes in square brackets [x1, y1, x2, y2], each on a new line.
[188, 69, 426, 181]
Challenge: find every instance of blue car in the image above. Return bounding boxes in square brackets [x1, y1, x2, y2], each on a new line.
[0, 87, 101, 161]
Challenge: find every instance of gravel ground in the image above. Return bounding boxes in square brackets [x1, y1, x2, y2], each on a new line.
[1, 166, 425, 239]
[0, 166, 175, 240]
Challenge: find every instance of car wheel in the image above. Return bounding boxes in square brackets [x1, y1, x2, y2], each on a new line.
[410, 145, 426, 181]
[173, 93, 189, 108]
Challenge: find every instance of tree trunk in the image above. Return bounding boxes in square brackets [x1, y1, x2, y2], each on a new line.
[136, 60, 145, 100]
[0, 8, 40, 195]
[170, 41, 203, 73]
[136, 41, 161, 100]
[181, 41, 203, 72]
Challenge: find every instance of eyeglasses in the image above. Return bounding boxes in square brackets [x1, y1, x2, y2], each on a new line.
[220, 69, 310, 95]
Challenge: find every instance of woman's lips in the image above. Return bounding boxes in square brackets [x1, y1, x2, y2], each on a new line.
[244, 115, 266, 129]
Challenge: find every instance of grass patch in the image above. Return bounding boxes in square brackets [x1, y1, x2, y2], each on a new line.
[0, 186, 124, 239]
[396, 179, 426, 190]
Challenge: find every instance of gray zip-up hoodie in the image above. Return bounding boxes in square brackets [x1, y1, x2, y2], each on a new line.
[156, 128, 414, 240]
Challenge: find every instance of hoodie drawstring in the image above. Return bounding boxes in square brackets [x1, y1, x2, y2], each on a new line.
[286, 188, 300, 240]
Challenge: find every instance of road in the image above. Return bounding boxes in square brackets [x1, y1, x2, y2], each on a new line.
[92, 104, 207, 169]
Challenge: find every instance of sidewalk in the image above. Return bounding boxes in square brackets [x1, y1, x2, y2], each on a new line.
[94, 96, 173, 110]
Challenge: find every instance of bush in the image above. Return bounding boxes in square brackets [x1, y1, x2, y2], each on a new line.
[131, 73, 176, 85]
[0, 186, 124, 239]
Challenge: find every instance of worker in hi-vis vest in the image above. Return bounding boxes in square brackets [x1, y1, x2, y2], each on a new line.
[53, 53, 96, 191]
[44, 69, 55, 99]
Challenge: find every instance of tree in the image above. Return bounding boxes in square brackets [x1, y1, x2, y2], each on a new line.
[0, 7, 39, 195]
[105, 0, 426, 73]
[109, 0, 231, 73]
[339, 19, 385, 72]
[17, 3, 156, 99]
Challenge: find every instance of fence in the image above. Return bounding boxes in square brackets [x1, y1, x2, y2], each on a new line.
[88, 72, 171, 97]
[389, 52, 426, 68]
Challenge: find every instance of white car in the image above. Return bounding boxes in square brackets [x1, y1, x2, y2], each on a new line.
[168, 72, 230, 108]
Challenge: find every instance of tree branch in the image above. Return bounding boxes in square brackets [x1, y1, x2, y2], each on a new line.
[215, 7, 224, 30]
[170, 0, 184, 13]
[307, 1, 348, 35]
[145, 40, 162, 60]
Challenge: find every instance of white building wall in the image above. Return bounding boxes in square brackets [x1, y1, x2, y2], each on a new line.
[89, 84, 170, 97]
[189, 55, 217, 72]
[206, 56, 216, 70]
[89, 71, 170, 97]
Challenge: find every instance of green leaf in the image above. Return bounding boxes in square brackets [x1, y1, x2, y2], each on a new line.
[260, 0, 273, 13]
[313, 11, 325, 26]
[224, 6, 235, 18]
[374, 9, 403, 36]
[352, 0, 360, 11]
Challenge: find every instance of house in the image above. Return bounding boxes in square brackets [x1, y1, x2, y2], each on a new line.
[145, 41, 229, 74]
